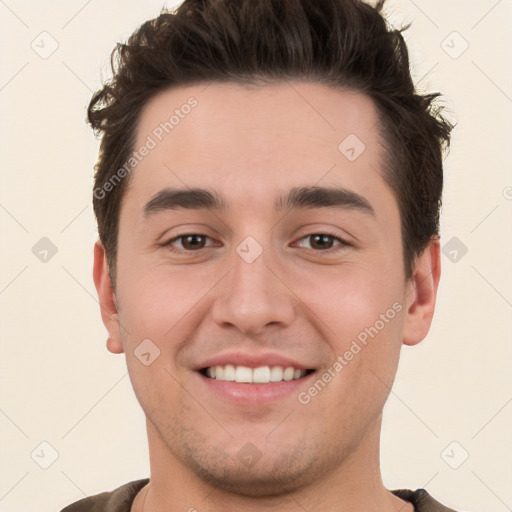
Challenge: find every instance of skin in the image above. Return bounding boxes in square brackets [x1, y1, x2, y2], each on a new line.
[93, 81, 440, 512]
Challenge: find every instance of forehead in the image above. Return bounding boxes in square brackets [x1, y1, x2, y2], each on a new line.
[126, 81, 391, 216]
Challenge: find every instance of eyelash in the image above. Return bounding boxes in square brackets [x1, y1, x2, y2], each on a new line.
[162, 232, 350, 254]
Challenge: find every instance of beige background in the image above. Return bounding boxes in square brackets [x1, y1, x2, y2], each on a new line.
[1, 1, 511, 511]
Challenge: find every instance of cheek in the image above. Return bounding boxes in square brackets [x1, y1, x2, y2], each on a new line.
[301, 303, 406, 437]
[115, 266, 203, 417]
[291, 262, 405, 345]
[115, 263, 218, 347]
[295, 263, 406, 402]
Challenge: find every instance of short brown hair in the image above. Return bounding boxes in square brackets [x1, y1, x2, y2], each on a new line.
[88, 0, 454, 285]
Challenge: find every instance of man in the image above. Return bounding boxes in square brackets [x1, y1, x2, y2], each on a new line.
[62, 0, 458, 510]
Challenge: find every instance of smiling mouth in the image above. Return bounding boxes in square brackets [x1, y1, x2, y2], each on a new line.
[200, 365, 315, 384]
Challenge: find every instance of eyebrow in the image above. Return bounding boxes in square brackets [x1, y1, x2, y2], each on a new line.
[143, 186, 375, 217]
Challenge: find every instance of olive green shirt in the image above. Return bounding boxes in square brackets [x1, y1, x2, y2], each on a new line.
[60, 478, 459, 511]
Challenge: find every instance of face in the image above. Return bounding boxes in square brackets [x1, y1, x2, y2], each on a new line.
[94, 81, 439, 496]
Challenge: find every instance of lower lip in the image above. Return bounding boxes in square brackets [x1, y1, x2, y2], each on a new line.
[197, 371, 316, 406]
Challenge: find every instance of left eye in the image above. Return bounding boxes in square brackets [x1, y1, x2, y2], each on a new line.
[295, 234, 346, 251]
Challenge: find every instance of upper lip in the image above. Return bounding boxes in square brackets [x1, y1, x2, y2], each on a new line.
[196, 351, 312, 371]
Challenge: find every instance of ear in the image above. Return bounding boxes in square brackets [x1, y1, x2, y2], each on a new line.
[402, 237, 441, 346]
[93, 239, 124, 354]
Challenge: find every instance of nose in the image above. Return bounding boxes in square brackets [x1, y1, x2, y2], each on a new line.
[211, 243, 296, 336]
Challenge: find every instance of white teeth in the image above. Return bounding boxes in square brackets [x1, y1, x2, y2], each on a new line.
[223, 364, 235, 381]
[253, 366, 271, 383]
[283, 367, 295, 381]
[270, 366, 283, 382]
[235, 366, 253, 383]
[204, 364, 308, 383]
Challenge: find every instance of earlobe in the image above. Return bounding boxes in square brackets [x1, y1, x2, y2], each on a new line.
[93, 239, 124, 354]
[402, 237, 441, 346]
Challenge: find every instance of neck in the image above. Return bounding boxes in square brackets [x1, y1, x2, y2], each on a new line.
[133, 414, 413, 512]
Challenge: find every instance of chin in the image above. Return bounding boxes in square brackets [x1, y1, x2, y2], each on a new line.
[185, 454, 316, 497]
[173, 433, 343, 498]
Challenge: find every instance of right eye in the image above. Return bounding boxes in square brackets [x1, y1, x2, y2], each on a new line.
[163, 234, 216, 252]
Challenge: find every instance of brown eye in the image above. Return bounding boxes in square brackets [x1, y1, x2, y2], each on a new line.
[166, 234, 213, 251]
[294, 233, 349, 253]
[180, 234, 207, 250]
[309, 234, 336, 250]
